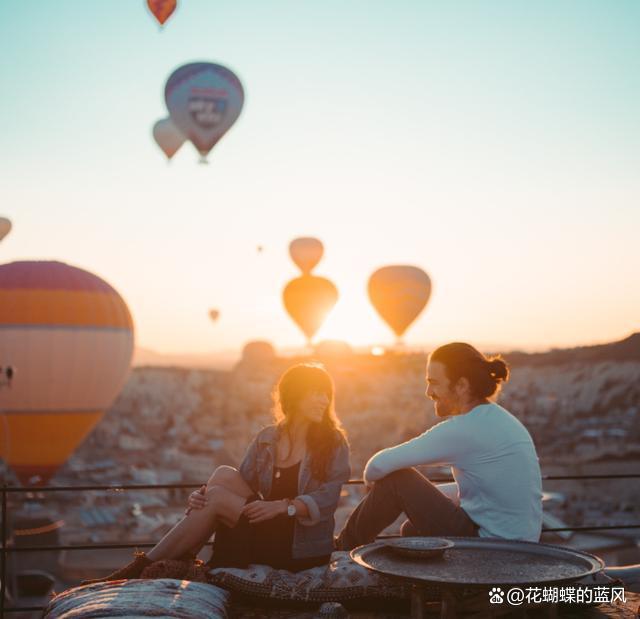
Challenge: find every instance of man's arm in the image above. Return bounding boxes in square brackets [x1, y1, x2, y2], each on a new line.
[363, 419, 457, 483]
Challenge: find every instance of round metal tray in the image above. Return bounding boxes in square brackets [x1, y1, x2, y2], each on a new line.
[351, 537, 604, 588]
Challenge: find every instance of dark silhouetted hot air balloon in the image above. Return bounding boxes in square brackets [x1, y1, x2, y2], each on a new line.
[368, 265, 431, 342]
[0, 217, 11, 242]
[0, 261, 134, 486]
[152, 118, 185, 160]
[165, 62, 244, 163]
[289, 237, 324, 274]
[241, 340, 276, 366]
[147, 0, 176, 26]
[209, 309, 220, 322]
[283, 275, 338, 345]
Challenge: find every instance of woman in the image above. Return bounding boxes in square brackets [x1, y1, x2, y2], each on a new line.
[84, 363, 350, 581]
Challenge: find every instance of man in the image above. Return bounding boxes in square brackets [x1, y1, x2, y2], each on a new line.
[336, 342, 542, 550]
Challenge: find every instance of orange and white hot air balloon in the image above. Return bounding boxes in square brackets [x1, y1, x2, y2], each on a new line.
[209, 308, 220, 322]
[289, 237, 323, 274]
[0, 217, 11, 243]
[368, 265, 431, 342]
[283, 275, 338, 345]
[147, 0, 176, 26]
[0, 261, 134, 486]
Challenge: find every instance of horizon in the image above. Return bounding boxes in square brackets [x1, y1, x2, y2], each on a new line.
[132, 330, 640, 369]
[2, 1, 639, 354]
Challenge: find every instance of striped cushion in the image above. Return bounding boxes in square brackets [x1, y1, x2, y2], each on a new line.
[43, 578, 230, 618]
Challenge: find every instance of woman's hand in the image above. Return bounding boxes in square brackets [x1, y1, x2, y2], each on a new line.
[242, 500, 287, 524]
[185, 485, 207, 514]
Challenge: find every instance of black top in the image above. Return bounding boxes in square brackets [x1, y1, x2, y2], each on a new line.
[250, 461, 300, 567]
[207, 461, 331, 572]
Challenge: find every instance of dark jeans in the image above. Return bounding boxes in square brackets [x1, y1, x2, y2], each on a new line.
[336, 468, 479, 550]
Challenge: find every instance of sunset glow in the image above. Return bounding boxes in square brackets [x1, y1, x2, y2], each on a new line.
[1, 1, 638, 359]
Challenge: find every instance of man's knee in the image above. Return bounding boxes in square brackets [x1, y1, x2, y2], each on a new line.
[207, 465, 240, 489]
[378, 468, 416, 487]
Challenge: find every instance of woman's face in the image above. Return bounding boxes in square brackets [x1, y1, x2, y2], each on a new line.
[297, 389, 330, 424]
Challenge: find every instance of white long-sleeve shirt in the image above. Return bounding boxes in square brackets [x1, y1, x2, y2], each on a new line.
[364, 402, 543, 541]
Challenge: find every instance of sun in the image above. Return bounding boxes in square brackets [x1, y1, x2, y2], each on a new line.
[314, 296, 387, 348]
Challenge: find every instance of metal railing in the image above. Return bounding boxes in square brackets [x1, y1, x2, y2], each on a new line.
[3, 473, 640, 615]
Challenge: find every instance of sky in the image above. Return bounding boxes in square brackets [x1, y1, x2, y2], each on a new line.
[1, 0, 639, 356]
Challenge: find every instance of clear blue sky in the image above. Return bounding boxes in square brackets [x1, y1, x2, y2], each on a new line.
[1, 0, 639, 354]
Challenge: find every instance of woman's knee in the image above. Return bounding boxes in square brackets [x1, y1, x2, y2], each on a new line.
[203, 485, 231, 511]
[207, 465, 241, 489]
[204, 485, 245, 526]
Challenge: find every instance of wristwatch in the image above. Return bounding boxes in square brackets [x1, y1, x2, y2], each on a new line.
[286, 499, 297, 518]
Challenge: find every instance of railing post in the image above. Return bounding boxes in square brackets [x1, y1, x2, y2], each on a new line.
[1, 482, 7, 618]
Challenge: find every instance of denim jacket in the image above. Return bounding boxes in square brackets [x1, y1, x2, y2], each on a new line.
[238, 424, 351, 559]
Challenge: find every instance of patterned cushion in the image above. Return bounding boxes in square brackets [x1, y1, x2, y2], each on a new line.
[44, 578, 230, 618]
[208, 551, 417, 602]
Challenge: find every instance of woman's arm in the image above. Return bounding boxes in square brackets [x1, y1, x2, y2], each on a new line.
[242, 497, 310, 523]
[295, 438, 351, 527]
[238, 434, 260, 491]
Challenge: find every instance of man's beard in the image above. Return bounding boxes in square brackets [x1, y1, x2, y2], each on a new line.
[434, 398, 454, 417]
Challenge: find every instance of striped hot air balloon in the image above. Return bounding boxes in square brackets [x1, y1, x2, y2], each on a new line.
[0, 261, 134, 486]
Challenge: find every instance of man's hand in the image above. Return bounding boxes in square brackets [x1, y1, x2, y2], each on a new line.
[242, 500, 287, 523]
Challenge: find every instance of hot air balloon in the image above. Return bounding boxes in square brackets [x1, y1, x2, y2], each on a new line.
[209, 309, 220, 322]
[152, 118, 186, 160]
[0, 261, 134, 486]
[0, 217, 11, 242]
[368, 265, 431, 342]
[147, 0, 176, 26]
[165, 62, 244, 163]
[289, 237, 324, 274]
[241, 340, 276, 366]
[283, 275, 338, 345]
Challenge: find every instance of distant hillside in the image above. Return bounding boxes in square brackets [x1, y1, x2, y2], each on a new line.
[133, 347, 238, 370]
[133, 333, 640, 372]
[503, 333, 640, 367]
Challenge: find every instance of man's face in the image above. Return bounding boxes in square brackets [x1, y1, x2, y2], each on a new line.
[425, 360, 460, 418]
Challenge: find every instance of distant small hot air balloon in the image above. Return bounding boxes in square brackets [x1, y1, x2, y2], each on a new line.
[0, 217, 11, 242]
[209, 309, 220, 322]
[0, 261, 134, 486]
[147, 0, 176, 26]
[289, 237, 324, 274]
[283, 275, 338, 345]
[165, 62, 244, 163]
[152, 118, 186, 160]
[368, 265, 431, 342]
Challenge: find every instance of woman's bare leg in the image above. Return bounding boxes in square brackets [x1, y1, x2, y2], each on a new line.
[205, 465, 254, 498]
[147, 467, 253, 561]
